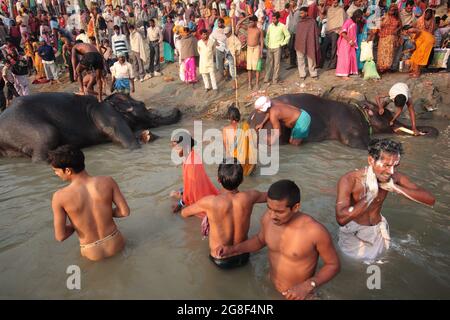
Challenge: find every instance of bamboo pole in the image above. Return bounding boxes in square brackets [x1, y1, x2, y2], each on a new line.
[230, 5, 238, 109]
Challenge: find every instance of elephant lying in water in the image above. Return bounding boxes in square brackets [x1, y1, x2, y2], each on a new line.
[248, 93, 438, 149]
[0, 92, 181, 161]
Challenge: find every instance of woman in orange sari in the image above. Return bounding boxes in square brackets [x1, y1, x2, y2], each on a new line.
[171, 133, 219, 237]
[409, 9, 436, 78]
[377, 4, 402, 73]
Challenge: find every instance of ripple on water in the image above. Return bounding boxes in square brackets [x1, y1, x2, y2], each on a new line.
[0, 119, 449, 298]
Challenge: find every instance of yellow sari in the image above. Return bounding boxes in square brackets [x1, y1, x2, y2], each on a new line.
[32, 42, 45, 79]
[224, 121, 257, 176]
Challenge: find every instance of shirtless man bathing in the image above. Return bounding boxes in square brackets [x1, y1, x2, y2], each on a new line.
[336, 138, 435, 261]
[49, 145, 130, 261]
[216, 180, 340, 299]
[181, 160, 267, 269]
[254, 96, 311, 146]
[72, 41, 105, 102]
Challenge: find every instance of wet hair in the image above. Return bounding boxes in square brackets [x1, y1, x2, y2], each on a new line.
[368, 138, 403, 161]
[351, 9, 363, 22]
[299, 6, 309, 13]
[227, 106, 241, 121]
[172, 132, 195, 149]
[200, 28, 208, 35]
[48, 145, 85, 173]
[393, 94, 407, 107]
[218, 159, 243, 190]
[268, 180, 301, 208]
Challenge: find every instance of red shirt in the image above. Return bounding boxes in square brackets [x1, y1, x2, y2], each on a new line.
[279, 9, 289, 25]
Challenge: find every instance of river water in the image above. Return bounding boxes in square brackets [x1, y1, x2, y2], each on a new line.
[0, 118, 449, 299]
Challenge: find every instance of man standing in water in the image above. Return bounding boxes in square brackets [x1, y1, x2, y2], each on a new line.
[254, 96, 311, 146]
[181, 160, 267, 269]
[49, 145, 130, 261]
[71, 41, 105, 102]
[216, 180, 340, 299]
[336, 138, 435, 261]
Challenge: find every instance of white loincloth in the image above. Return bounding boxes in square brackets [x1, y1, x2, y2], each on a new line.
[338, 216, 391, 261]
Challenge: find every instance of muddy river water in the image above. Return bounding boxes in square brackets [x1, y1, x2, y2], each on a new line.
[0, 118, 449, 299]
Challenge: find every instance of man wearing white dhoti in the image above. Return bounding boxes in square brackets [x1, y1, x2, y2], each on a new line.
[335, 138, 435, 262]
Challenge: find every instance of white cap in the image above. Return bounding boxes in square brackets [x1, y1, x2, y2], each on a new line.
[254, 96, 271, 112]
[223, 26, 231, 34]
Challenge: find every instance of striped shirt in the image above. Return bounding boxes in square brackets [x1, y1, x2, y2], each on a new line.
[111, 33, 130, 56]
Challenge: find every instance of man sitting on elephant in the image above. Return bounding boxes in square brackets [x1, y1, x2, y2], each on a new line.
[49, 145, 130, 261]
[254, 96, 311, 146]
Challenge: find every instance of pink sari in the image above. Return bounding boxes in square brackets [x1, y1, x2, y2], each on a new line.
[336, 19, 358, 77]
[184, 57, 197, 83]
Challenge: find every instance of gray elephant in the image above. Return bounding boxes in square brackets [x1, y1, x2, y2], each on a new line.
[0, 92, 181, 161]
[248, 93, 438, 149]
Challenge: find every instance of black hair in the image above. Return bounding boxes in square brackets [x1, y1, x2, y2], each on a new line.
[218, 18, 225, 24]
[150, 18, 155, 23]
[351, 9, 363, 22]
[406, 0, 414, 6]
[249, 15, 258, 22]
[285, 3, 290, 9]
[113, 25, 120, 30]
[299, 6, 309, 13]
[200, 28, 208, 34]
[218, 159, 243, 190]
[48, 145, 85, 173]
[89, 36, 96, 42]
[75, 39, 84, 44]
[227, 106, 241, 121]
[402, 25, 412, 30]
[172, 131, 195, 149]
[79, 29, 85, 33]
[129, 24, 135, 29]
[273, 12, 280, 19]
[267, 180, 301, 208]
[393, 94, 407, 107]
[368, 138, 403, 161]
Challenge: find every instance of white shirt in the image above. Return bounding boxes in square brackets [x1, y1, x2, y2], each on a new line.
[389, 82, 411, 107]
[147, 26, 162, 42]
[110, 61, 134, 79]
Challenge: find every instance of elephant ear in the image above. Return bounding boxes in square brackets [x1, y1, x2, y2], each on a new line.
[105, 93, 135, 114]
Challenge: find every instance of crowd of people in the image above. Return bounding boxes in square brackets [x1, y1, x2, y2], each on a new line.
[0, 0, 449, 109]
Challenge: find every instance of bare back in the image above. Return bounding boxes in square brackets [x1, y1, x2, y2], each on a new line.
[202, 190, 265, 257]
[270, 102, 302, 129]
[73, 43, 99, 55]
[55, 176, 120, 244]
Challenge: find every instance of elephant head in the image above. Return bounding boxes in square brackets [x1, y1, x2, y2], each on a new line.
[104, 93, 181, 130]
[359, 100, 439, 137]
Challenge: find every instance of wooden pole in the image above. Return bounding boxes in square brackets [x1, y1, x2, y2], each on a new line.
[230, 5, 238, 109]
